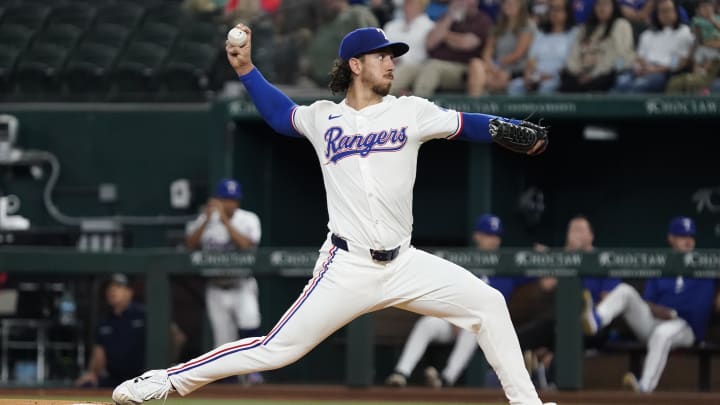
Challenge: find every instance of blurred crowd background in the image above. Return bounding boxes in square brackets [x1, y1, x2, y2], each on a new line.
[0, 0, 719, 101]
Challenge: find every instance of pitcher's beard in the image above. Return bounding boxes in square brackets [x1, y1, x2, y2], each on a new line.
[372, 82, 392, 97]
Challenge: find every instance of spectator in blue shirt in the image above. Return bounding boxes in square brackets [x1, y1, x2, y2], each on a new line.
[75, 274, 147, 388]
[582, 216, 718, 393]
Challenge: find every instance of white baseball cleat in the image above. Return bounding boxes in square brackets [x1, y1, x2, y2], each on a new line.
[543, 403, 558, 405]
[423, 366, 443, 388]
[384, 372, 407, 387]
[112, 369, 174, 404]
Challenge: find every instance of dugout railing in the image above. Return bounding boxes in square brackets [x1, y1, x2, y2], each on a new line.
[1, 248, 719, 390]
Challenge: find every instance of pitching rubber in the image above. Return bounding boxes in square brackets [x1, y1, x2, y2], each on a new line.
[0, 400, 113, 405]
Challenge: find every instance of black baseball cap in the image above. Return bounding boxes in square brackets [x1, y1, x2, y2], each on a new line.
[338, 28, 409, 61]
[108, 273, 129, 287]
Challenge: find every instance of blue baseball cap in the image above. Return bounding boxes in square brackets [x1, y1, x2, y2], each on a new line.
[215, 178, 242, 200]
[475, 214, 503, 236]
[338, 27, 409, 61]
[668, 216, 695, 236]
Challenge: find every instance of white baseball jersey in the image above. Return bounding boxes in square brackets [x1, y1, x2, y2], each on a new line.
[186, 208, 261, 251]
[291, 95, 462, 250]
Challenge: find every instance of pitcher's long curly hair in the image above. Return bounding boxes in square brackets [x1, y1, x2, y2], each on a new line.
[329, 58, 353, 95]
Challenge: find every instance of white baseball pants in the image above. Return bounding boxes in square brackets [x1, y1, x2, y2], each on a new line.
[394, 316, 478, 385]
[595, 283, 695, 391]
[205, 277, 261, 347]
[168, 242, 542, 405]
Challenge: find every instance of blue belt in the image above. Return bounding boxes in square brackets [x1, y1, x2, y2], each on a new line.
[331, 234, 400, 262]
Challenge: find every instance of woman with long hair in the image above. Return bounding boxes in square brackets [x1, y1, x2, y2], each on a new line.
[508, 0, 576, 95]
[559, 0, 634, 92]
[466, 0, 535, 96]
[613, 0, 694, 92]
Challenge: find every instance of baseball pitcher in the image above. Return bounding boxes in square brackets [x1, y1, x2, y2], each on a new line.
[113, 26, 553, 405]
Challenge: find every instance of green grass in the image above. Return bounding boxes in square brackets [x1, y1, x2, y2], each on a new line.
[1, 397, 505, 405]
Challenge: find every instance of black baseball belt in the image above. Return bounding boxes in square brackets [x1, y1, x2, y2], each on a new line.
[331, 233, 401, 262]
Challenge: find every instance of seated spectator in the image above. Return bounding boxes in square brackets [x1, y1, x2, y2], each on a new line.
[508, 0, 576, 95]
[665, 58, 720, 93]
[530, 0, 551, 24]
[613, 0, 694, 93]
[75, 274, 186, 388]
[383, 0, 435, 68]
[467, 0, 535, 96]
[391, 0, 493, 97]
[572, 0, 596, 23]
[692, 0, 720, 63]
[305, 0, 379, 86]
[480, 0, 503, 20]
[619, 0, 655, 29]
[367, 0, 398, 26]
[272, 0, 325, 84]
[427, 0, 451, 20]
[559, 0, 635, 92]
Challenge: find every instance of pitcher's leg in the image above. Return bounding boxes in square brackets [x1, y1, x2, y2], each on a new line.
[442, 329, 478, 385]
[596, 283, 655, 340]
[390, 249, 542, 405]
[394, 316, 454, 377]
[168, 247, 377, 395]
[639, 319, 694, 392]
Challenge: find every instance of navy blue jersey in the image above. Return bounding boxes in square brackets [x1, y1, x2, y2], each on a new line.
[487, 276, 537, 301]
[96, 302, 146, 381]
[583, 277, 621, 302]
[643, 277, 717, 341]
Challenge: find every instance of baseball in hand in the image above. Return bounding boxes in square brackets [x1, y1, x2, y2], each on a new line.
[227, 27, 248, 47]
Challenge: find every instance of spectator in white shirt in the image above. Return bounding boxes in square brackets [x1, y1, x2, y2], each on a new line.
[613, 0, 694, 92]
[384, 0, 435, 66]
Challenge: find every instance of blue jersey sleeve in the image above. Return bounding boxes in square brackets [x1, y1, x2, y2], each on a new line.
[457, 113, 521, 143]
[238, 68, 302, 138]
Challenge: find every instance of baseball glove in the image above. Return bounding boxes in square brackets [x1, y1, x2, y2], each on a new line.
[489, 119, 548, 155]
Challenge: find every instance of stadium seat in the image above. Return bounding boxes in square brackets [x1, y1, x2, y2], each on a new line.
[0, 23, 35, 52]
[0, 0, 21, 10]
[113, 41, 167, 97]
[49, 4, 98, 30]
[63, 42, 118, 97]
[144, 3, 189, 27]
[0, 44, 19, 95]
[161, 41, 217, 98]
[15, 42, 68, 95]
[180, 21, 221, 44]
[3, 4, 51, 30]
[95, 3, 144, 29]
[36, 24, 84, 52]
[84, 23, 132, 49]
[133, 22, 179, 49]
